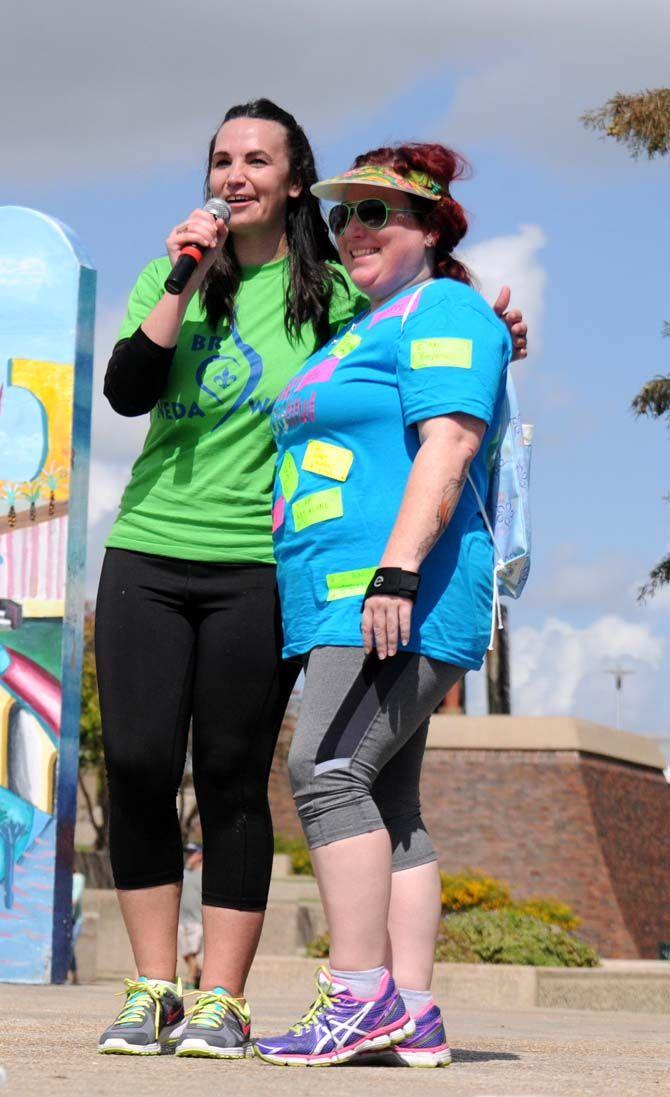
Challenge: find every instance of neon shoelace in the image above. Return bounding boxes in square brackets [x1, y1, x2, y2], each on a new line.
[289, 968, 336, 1034]
[115, 979, 168, 1038]
[186, 991, 250, 1030]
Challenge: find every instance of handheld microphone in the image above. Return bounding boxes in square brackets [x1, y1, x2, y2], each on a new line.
[164, 198, 231, 295]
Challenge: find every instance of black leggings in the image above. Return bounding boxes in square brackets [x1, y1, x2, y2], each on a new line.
[95, 548, 298, 911]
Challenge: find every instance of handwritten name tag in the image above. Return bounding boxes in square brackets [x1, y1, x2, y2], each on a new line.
[292, 487, 343, 532]
[302, 440, 354, 482]
[410, 338, 472, 370]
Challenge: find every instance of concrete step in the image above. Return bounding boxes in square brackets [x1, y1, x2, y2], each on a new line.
[268, 874, 320, 903]
[84, 890, 325, 978]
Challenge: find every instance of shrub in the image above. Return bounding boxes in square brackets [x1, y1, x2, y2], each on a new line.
[435, 909, 598, 967]
[512, 897, 581, 932]
[290, 846, 314, 876]
[306, 932, 330, 959]
[273, 833, 313, 875]
[306, 910, 597, 967]
[440, 870, 581, 932]
[440, 870, 511, 913]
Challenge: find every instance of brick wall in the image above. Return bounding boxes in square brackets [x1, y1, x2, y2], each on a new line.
[268, 695, 302, 840]
[421, 747, 670, 957]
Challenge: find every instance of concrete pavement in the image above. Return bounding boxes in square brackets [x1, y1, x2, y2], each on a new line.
[3, 958, 670, 1097]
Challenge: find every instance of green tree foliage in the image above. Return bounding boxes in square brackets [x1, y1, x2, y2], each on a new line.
[581, 89, 670, 159]
[632, 328, 670, 599]
[79, 610, 109, 850]
[582, 89, 670, 597]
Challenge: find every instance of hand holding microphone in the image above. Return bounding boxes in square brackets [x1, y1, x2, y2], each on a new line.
[164, 198, 231, 295]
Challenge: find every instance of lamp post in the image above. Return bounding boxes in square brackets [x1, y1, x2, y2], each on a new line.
[604, 668, 634, 730]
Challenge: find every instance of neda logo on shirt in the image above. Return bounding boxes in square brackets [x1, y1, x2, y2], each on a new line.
[155, 328, 272, 428]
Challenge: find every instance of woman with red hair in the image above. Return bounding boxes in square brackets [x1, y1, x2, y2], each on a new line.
[255, 144, 513, 1068]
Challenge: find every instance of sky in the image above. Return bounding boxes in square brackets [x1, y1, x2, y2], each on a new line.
[1, 0, 669, 745]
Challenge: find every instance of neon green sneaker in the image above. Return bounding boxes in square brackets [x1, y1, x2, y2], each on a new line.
[97, 977, 185, 1055]
[174, 987, 251, 1058]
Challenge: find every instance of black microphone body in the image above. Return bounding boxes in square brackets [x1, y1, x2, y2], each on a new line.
[164, 198, 231, 295]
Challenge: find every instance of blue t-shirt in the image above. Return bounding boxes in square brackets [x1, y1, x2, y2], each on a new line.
[271, 278, 511, 669]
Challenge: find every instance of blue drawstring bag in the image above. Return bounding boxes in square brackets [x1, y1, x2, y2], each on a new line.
[401, 283, 532, 649]
[467, 371, 532, 646]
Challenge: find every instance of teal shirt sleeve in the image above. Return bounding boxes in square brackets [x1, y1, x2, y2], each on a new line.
[395, 288, 511, 428]
[117, 258, 169, 341]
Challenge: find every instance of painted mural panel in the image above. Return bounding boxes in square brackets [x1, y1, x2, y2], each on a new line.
[0, 207, 94, 983]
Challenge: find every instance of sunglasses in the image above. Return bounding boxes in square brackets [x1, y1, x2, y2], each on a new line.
[328, 198, 419, 236]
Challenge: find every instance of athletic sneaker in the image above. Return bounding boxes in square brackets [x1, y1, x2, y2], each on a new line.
[385, 1001, 452, 1067]
[253, 966, 414, 1067]
[97, 976, 184, 1055]
[174, 987, 251, 1058]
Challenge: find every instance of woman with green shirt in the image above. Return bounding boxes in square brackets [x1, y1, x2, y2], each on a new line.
[95, 98, 526, 1059]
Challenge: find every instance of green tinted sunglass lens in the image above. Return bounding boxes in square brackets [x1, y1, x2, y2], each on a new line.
[357, 199, 388, 229]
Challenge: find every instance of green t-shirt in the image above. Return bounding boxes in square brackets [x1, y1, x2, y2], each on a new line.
[106, 256, 366, 562]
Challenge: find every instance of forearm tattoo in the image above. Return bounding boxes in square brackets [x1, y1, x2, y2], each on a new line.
[416, 464, 470, 561]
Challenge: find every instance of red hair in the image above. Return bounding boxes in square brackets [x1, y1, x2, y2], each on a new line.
[352, 143, 473, 286]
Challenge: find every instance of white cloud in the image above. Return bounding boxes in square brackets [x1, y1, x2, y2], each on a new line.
[463, 608, 667, 734]
[511, 614, 664, 724]
[460, 224, 546, 348]
[87, 458, 128, 528]
[0, 258, 50, 286]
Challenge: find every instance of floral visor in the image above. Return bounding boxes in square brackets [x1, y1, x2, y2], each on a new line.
[311, 164, 443, 203]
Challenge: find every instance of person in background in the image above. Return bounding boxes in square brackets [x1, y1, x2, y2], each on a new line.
[178, 844, 203, 989]
[256, 145, 514, 1068]
[69, 871, 85, 985]
[96, 98, 528, 1059]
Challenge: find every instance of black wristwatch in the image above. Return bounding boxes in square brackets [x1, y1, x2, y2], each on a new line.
[364, 568, 421, 603]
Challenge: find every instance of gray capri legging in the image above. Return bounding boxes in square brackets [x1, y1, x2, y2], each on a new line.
[288, 646, 464, 871]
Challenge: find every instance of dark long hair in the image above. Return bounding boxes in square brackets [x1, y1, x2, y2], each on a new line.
[201, 98, 346, 344]
[353, 143, 474, 287]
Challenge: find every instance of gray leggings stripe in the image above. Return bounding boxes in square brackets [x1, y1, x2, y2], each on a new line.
[288, 646, 464, 871]
[313, 652, 412, 774]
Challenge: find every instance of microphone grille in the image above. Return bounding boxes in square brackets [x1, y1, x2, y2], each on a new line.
[204, 197, 231, 225]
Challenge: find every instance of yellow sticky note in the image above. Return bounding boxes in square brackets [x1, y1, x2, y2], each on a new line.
[279, 452, 299, 501]
[410, 338, 473, 370]
[326, 568, 376, 601]
[293, 487, 343, 532]
[302, 440, 354, 482]
[332, 332, 362, 359]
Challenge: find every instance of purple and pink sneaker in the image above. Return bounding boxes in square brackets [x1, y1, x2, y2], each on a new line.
[386, 1000, 451, 1067]
[253, 966, 414, 1067]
